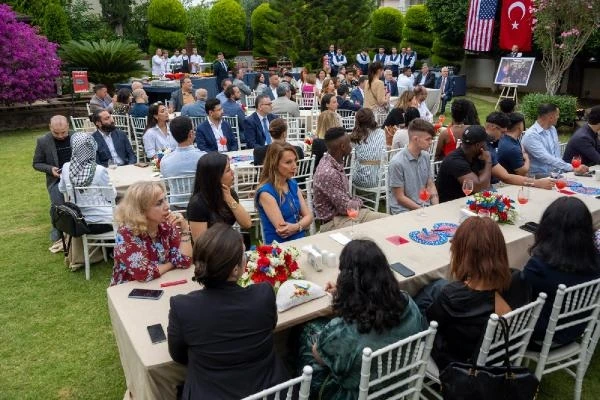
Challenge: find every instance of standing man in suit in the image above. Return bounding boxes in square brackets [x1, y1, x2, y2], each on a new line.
[33, 115, 73, 246]
[90, 110, 136, 167]
[383, 69, 399, 96]
[264, 73, 280, 101]
[413, 63, 436, 89]
[350, 76, 367, 107]
[326, 44, 336, 72]
[213, 52, 229, 94]
[243, 94, 277, 149]
[195, 99, 238, 152]
[435, 67, 455, 115]
[356, 49, 370, 76]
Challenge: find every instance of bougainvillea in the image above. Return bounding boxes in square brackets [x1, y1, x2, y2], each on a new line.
[0, 4, 61, 105]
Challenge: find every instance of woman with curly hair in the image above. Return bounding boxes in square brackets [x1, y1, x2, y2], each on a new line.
[435, 98, 480, 161]
[298, 239, 426, 399]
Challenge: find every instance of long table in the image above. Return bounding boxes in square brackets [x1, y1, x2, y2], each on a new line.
[106, 175, 600, 399]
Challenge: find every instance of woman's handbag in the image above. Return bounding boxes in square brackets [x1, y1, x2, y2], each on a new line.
[51, 202, 91, 238]
[439, 317, 539, 400]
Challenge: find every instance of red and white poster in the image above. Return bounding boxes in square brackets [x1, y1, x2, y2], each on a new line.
[71, 71, 89, 93]
[499, 0, 533, 51]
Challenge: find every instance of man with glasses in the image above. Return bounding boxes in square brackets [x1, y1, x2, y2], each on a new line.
[243, 94, 277, 149]
[195, 99, 238, 152]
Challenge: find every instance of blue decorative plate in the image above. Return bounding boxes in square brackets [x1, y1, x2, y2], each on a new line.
[409, 230, 448, 246]
[565, 180, 583, 187]
[570, 186, 600, 195]
[231, 155, 254, 163]
[432, 222, 459, 237]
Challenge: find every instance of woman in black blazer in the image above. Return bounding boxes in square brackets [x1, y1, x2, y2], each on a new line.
[168, 223, 289, 399]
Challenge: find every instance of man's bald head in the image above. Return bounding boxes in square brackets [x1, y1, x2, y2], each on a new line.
[49, 115, 69, 141]
[195, 88, 207, 101]
[131, 81, 143, 91]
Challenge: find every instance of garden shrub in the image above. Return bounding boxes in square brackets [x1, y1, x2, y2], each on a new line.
[251, 3, 278, 60]
[207, 0, 245, 58]
[147, 0, 187, 51]
[401, 5, 433, 59]
[43, 2, 71, 44]
[521, 93, 578, 127]
[370, 7, 403, 49]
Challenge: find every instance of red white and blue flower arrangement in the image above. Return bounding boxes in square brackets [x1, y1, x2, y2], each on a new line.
[466, 191, 517, 224]
[238, 242, 303, 290]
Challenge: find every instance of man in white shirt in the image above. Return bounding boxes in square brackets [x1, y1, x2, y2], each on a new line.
[170, 49, 183, 72]
[414, 86, 433, 122]
[265, 73, 280, 100]
[397, 67, 414, 95]
[374, 47, 387, 65]
[161, 116, 205, 179]
[189, 48, 204, 73]
[162, 50, 171, 74]
[404, 47, 417, 68]
[332, 48, 347, 77]
[151, 48, 164, 77]
[356, 48, 370, 75]
[387, 47, 401, 77]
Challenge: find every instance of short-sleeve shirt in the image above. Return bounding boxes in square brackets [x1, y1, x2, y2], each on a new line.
[497, 135, 524, 175]
[186, 190, 239, 227]
[435, 147, 494, 203]
[388, 148, 431, 213]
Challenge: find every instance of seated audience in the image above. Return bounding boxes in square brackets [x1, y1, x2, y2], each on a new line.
[498, 112, 529, 175]
[187, 153, 251, 240]
[110, 181, 192, 285]
[350, 108, 386, 188]
[350, 76, 367, 108]
[299, 239, 426, 399]
[59, 132, 115, 234]
[425, 216, 531, 371]
[91, 110, 136, 167]
[302, 73, 320, 100]
[129, 89, 149, 118]
[168, 223, 289, 398]
[435, 99, 479, 160]
[498, 98, 516, 114]
[391, 107, 420, 150]
[170, 77, 195, 112]
[255, 143, 313, 243]
[523, 197, 600, 347]
[413, 63, 435, 89]
[272, 84, 300, 117]
[563, 105, 600, 166]
[414, 86, 433, 122]
[143, 102, 177, 158]
[180, 88, 208, 118]
[254, 73, 268, 95]
[216, 79, 231, 105]
[89, 84, 113, 114]
[320, 77, 336, 101]
[221, 84, 247, 138]
[388, 119, 439, 214]
[195, 99, 238, 152]
[316, 70, 328, 91]
[385, 91, 419, 148]
[244, 94, 277, 149]
[313, 127, 386, 232]
[253, 118, 304, 166]
[364, 62, 389, 113]
[264, 73, 280, 101]
[397, 67, 414, 94]
[336, 84, 359, 111]
[383, 69, 399, 96]
[312, 110, 343, 169]
[113, 88, 132, 115]
[160, 116, 206, 178]
[522, 103, 588, 177]
[320, 93, 339, 113]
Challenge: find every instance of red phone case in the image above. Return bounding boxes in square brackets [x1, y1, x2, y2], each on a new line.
[386, 235, 409, 246]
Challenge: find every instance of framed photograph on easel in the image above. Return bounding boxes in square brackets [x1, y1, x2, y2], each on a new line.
[494, 57, 535, 86]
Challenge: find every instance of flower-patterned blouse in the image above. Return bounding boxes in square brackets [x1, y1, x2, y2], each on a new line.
[110, 222, 192, 286]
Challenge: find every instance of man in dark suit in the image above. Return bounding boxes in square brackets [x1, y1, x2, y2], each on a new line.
[350, 76, 367, 107]
[243, 94, 277, 149]
[435, 67, 455, 114]
[169, 77, 194, 112]
[413, 63, 436, 88]
[195, 98, 238, 152]
[264, 73, 280, 101]
[213, 52, 229, 93]
[336, 84, 360, 111]
[383, 69, 399, 96]
[90, 110, 136, 167]
[32, 115, 73, 245]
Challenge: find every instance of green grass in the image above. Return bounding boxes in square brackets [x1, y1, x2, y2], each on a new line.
[0, 94, 597, 399]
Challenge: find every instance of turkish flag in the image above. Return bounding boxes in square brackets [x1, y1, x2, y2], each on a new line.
[499, 0, 533, 52]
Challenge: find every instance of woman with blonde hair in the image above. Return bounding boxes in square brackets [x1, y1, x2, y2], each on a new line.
[312, 110, 343, 168]
[319, 77, 336, 101]
[255, 143, 313, 243]
[363, 61, 389, 113]
[350, 108, 386, 188]
[110, 181, 192, 285]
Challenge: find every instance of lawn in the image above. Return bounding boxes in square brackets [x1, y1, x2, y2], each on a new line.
[0, 94, 595, 399]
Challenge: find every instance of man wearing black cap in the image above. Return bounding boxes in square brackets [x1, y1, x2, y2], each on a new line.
[563, 105, 600, 166]
[436, 125, 493, 202]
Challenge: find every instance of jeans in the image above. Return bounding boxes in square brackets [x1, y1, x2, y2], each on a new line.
[48, 180, 64, 242]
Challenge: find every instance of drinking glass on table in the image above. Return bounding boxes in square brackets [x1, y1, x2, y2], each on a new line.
[571, 155, 582, 169]
[477, 209, 491, 218]
[462, 179, 474, 197]
[517, 186, 530, 220]
[346, 199, 360, 237]
[555, 176, 567, 191]
[550, 168, 562, 180]
[107, 158, 117, 169]
[418, 187, 431, 217]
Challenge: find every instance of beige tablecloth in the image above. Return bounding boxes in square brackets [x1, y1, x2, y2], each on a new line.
[108, 176, 600, 399]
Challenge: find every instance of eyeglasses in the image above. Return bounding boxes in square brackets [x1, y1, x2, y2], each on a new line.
[261, 102, 273, 106]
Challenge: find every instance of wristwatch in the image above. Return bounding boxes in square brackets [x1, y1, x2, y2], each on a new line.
[228, 201, 238, 210]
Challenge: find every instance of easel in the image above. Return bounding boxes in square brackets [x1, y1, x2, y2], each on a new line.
[495, 84, 518, 109]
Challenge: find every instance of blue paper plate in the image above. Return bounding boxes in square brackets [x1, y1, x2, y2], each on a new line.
[564, 180, 583, 187]
[409, 230, 448, 246]
[570, 186, 600, 196]
[432, 222, 459, 237]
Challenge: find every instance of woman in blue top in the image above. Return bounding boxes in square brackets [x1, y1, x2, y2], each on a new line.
[256, 142, 313, 243]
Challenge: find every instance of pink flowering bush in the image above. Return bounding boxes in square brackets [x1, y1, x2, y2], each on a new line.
[0, 4, 61, 105]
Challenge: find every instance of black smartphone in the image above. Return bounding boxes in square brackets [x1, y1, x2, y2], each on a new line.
[519, 222, 539, 234]
[574, 171, 593, 177]
[128, 288, 164, 300]
[390, 262, 415, 277]
[147, 324, 167, 344]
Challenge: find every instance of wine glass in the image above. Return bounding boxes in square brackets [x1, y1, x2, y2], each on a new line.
[438, 114, 446, 125]
[555, 177, 567, 191]
[462, 179, 474, 197]
[517, 186, 530, 220]
[418, 187, 430, 217]
[571, 155, 582, 169]
[346, 199, 360, 237]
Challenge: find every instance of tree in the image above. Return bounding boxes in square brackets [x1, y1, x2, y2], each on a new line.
[0, 4, 61, 105]
[206, 0, 245, 58]
[269, 0, 376, 68]
[124, 1, 150, 52]
[426, 0, 468, 67]
[401, 4, 433, 61]
[66, 0, 117, 42]
[147, 0, 187, 52]
[186, 5, 210, 52]
[242, 0, 267, 50]
[531, 0, 600, 94]
[250, 3, 278, 59]
[370, 7, 403, 49]
[43, 2, 71, 44]
[100, 0, 132, 36]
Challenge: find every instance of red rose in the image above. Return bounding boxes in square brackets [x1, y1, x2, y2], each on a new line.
[257, 256, 270, 267]
[469, 203, 476, 210]
[289, 261, 298, 272]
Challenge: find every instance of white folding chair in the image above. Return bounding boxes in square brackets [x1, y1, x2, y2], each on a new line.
[374, 112, 388, 127]
[305, 178, 317, 236]
[298, 92, 316, 110]
[523, 279, 600, 400]
[234, 164, 263, 238]
[350, 149, 387, 212]
[358, 321, 438, 400]
[274, 112, 290, 120]
[112, 114, 131, 142]
[425, 89, 441, 116]
[162, 175, 195, 210]
[337, 109, 355, 119]
[86, 103, 92, 115]
[287, 116, 309, 141]
[129, 116, 148, 162]
[295, 156, 315, 194]
[421, 293, 547, 399]
[341, 116, 355, 131]
[246, 92, 257, 110]
[70, 116, 95, 133]
[189, 116, 207, 131]
[222, 115, 243, 150]
[68, 185, 117, 280]
[559, 142, 567, 157]
[428, 137, 439, 177]
[241, 365, 312, 400]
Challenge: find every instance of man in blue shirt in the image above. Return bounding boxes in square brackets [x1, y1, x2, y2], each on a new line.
[498, 113, 529, 175]
[522, 103, 588, 177]
[129, 89, 149, 118]
[221, 85, 246, 142]
[563, 105, 600, 166]
[181, 89, 207, 117]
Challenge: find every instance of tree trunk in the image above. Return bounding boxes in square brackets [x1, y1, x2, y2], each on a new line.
[115, 23, 123, 37]
[545, 69, 563, 95]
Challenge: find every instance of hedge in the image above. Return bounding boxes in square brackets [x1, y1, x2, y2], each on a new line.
[521, 93, 578, 127]
[402, 5, 432, 59]
[147, 25, 186, 50]
[251, 3, 278, 59]
[147, 0, 187, 31]
[370, 7, 403, 49]
[403, 4, 430, 30]
[207, 0, 245, 58]
[43, 2, 71, 44]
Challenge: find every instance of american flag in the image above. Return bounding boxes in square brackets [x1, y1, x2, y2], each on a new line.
[464, 0, 498, 52]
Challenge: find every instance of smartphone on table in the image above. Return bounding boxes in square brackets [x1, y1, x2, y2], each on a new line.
[147, 324, 167, 344]
[128, 288, 164, 300]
